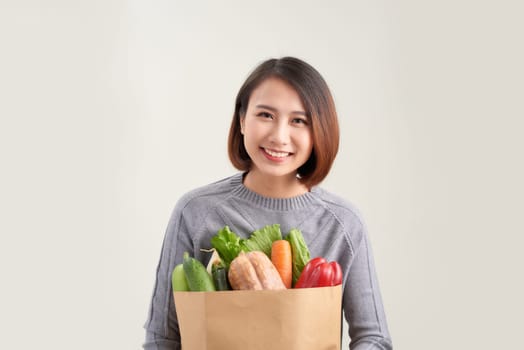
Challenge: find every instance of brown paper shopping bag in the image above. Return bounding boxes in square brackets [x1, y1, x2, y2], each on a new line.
[174, 285, 342, 350]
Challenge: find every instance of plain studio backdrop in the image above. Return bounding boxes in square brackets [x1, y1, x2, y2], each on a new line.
[1, 0, 523, 349]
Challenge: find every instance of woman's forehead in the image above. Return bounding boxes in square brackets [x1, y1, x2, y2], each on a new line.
[248, 78, 305, 113]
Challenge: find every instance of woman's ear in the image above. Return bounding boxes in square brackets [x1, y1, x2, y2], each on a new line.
[240, 116, 245, 135]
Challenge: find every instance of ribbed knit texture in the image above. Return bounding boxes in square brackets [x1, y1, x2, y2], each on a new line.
[229, 175, 320, 211]
[143, 173, 392, 350]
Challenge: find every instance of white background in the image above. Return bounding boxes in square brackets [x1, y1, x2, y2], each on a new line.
[1, 1, 523, 349]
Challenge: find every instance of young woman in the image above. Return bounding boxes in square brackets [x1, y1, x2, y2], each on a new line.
[143, 57, 393, 350]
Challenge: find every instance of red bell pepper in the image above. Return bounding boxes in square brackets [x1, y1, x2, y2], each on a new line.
[294, 257, 343, 288]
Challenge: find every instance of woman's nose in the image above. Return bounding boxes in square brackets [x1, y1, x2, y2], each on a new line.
[269, 121, 290, 145]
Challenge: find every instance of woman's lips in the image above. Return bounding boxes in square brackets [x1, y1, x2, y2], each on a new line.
[260, 147, 292, 162]
[263, 148, 290, 157]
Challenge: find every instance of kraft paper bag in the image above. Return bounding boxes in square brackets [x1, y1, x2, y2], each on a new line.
[174, 285, 342, 350]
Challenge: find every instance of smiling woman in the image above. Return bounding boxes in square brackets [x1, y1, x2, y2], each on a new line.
[239, 77, 314, 198]
[143, 57, 393, 350]
[229, 57, 340, 192]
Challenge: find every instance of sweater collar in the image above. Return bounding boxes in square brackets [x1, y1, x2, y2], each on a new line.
[229, 172, 319, 211]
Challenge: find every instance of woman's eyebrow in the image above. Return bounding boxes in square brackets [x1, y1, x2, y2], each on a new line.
[255, 104, 307, 116]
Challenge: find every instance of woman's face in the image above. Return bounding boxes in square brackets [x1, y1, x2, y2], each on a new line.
[240, 77, 313, 182]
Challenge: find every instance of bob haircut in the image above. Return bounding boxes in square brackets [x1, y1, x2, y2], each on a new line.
[228, 56, 340, 189]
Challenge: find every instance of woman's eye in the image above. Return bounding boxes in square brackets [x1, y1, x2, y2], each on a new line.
[257, 112, 273, 119]
[292, 118, 308, 125]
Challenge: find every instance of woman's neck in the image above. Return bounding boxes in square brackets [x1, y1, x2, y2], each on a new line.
[243, 171, 309, 198]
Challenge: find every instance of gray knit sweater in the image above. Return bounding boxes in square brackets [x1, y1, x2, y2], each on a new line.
[143, 173, 392, 350]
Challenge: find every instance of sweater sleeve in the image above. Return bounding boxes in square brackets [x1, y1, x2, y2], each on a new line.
[142, 203, 194, 350]
[343, 224, 393, 350]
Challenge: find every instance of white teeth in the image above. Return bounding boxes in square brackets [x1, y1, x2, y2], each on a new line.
[264, 148, 289, 157]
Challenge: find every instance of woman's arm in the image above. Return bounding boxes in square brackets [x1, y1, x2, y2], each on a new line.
[143, 330, 180, 350]
[143, 205, 193, 350]
[343, 226, 393, 350]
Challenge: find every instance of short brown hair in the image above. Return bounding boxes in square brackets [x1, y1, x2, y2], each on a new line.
[228, 57, 340, 188]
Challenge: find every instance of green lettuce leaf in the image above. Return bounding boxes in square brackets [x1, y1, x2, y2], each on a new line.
[285, 228, 311, 286]
[241, 224, 283, 257]
[210, 226, 244, 267]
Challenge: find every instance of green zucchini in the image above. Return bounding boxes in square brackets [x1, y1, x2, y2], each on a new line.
[171, 263, 189, 291]
[183, 252, 216, 291]
[211, 262, 230, 291]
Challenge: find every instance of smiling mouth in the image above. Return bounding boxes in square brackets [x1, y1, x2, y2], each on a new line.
[262, 147, 292, 158]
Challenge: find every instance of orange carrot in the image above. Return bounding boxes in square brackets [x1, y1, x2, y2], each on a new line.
[271, 240, 292, 288]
